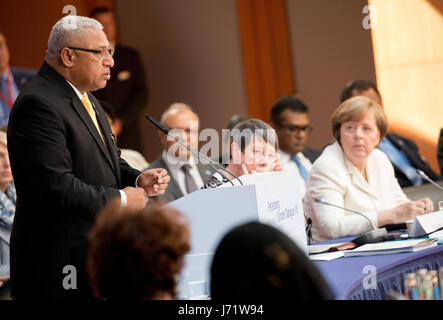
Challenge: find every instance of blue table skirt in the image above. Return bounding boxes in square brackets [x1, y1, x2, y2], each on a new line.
[313, 237, 443, 300]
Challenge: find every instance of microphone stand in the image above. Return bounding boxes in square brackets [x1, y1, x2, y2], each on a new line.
[311, 198, 389, 254]
[145, 114, 243, 186]
[314, 198, 377, 230]
[416, 169, 443, 191]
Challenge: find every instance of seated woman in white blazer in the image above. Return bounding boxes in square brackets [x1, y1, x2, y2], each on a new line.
[304, 96, 434, 243]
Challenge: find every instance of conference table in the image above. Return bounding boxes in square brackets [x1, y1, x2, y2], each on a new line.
[312, 236, 443, 300]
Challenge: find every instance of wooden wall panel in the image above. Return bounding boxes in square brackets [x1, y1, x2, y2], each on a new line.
[237, 0, 295, 121]
[285, 0, 377, 150]
[0, 0, 112, 70]
[370, 0, 443, 174]
[115, 0, 248, 161]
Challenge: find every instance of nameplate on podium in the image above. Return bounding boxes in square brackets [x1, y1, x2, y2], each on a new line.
[168, 170, 306, 299]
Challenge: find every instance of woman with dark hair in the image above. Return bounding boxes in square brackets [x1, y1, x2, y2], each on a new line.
[210, 221, 334, 300]
[87, 200, 190, 300]
[203, 119, 283, 188]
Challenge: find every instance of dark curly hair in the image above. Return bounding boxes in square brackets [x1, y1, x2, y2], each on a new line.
[87, 200, 190, 300]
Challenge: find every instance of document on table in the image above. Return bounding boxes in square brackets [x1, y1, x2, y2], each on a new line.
[343, 239, 438, 257]
[309, 251, 344, 261]
[308, 243, 347, 260]
[308, 243, 347, 255]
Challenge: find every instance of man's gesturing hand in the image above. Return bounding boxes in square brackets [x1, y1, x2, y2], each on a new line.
[137, 168, 170, 196]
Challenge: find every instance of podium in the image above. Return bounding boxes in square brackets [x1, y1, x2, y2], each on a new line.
[168, 170, 306, 299]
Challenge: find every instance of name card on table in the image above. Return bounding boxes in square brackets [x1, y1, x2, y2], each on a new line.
[409, 210, 443, 238]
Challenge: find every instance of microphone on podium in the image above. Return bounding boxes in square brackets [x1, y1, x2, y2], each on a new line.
[416, 169, 443, 191]
[313, 198, 390, 252]
[145, 114, 243, 186]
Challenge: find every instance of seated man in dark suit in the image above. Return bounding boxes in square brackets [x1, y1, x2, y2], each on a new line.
[149, 103, 215, 203]
[270, 96, 322, 198]
[90, 7, 148, 154]
[340, 80, 440, 188]
[0, 33, 36, 129]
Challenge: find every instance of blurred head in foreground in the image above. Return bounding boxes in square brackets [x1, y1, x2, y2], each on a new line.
[87, 200, 190, 299]
[210, 221, 334, 300]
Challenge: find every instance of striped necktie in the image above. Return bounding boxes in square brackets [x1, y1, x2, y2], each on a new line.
[81, 95, 104, 141]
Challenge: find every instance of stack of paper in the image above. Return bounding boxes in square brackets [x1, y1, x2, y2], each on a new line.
[343, 239, 437, 257]
[308, 242, 347, 261]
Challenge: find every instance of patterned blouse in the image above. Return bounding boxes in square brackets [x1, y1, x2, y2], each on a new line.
[0, 183, 16, 229]
[201, 173, 230, 189]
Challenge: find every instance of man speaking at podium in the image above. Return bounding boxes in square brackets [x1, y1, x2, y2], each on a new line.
[7, 15, 169, 299]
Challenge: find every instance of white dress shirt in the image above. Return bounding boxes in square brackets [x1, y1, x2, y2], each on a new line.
[120, 149, 149, 171]
[278, 150, 313, 198]
[304, 142, 409, 243]
[162, 151, 204, 195]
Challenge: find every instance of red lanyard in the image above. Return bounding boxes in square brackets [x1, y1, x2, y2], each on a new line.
[0, 69, 14, 108]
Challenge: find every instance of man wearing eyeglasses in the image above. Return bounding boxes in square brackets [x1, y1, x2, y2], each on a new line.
[270, 96, 321, 198]
[6, 15, 170, 300]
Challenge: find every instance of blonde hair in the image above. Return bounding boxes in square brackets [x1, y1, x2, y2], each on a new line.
[331, 96, 387, 142]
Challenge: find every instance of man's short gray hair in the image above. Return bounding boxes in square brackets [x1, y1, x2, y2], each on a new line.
[160, 103, 199, 124]
[46, 15, 103, 61]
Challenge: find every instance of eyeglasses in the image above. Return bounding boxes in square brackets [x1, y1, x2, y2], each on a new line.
[68, 46, 114, 58]
[275, 123, 313, 134]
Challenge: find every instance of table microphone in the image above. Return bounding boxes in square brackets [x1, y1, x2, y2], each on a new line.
[416, 169, 443, 191]
[313, 198, 388, 252]
[314, 198, 377, 230]
[145, 114, 243, 186]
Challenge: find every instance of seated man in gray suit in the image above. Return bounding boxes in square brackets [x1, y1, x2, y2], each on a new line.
[149, 103, 214, 202]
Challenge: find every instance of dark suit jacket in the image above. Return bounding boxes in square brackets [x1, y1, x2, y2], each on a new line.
[302, 147, 322, 164]
[92, 44, 148, 152]
[7, 62, 141, 299]
[385, 133, 440, 188]
[148, 156, 215, 203]
[11, 67, 36, 91]
[438, 128, 443, 177]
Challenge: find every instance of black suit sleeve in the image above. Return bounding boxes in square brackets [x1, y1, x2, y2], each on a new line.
[90, 93, 141, 187]
[402, 135, 440, 181]
[8, 95, 121, 219]
[389, 133, 440, 182]
[118, 150, 142, 187]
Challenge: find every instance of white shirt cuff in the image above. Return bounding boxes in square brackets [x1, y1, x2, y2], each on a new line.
[119, 189, 127, 208]
[134, 173, 150, 204]
[135, 173, 142, 187]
